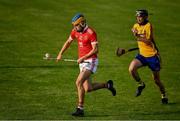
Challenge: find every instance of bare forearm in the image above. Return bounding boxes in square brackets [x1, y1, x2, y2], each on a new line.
[59, 41, 71, 55]
[137, 37, 152, 45]
[132, 28, 152, 45]
[83, 48, 98, 60]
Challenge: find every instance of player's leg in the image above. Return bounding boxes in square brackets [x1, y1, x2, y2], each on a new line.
[129, 59, 143, 82]
[129, 58, 145, 97]
[83, 79, 106, 92]
[83, 78, 116, 96]
[72, 69, 91, 116]
[152, 71, 168, 104]
[81, 58, 116, 95]
[147, 55, 168, 104]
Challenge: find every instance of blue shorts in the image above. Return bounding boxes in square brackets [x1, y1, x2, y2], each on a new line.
[135, 54, 161, 72]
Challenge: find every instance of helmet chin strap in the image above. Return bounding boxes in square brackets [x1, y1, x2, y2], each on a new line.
[76, 23, 86, 32]
[141, 19, 148, 25]
[80, 22, 86, 28]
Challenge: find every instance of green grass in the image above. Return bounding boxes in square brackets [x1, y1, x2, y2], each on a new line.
[0, 0, 180, 120]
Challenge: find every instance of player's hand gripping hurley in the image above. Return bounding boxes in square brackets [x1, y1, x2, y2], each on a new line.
[116, 47, 139, 57]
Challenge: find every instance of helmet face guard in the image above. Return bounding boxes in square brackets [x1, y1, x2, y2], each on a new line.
[135, 10, 149, 24]
[136, 10, 148, 17]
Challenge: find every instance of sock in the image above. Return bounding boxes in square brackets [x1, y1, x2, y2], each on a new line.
[78, 106, 84, 110]
[161, 94, 167, 98]
[137, 80, 144, 86]
[107, 83, 110, 88]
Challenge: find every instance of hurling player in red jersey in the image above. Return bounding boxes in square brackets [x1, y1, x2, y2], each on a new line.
[56, 13, 116, 116]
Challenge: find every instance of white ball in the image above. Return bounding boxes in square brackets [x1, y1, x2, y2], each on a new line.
[45, 53, 50, 58]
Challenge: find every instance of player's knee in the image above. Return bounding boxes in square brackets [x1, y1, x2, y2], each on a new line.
[153, 77, 160, 84]
[153, 75, 159, 82]
[76, 80, 83, 87]
[129, 66, 136, 74]
[84, 88, 92, 92]
[83, 83, 93, 92]
[155, 79, 160, 83]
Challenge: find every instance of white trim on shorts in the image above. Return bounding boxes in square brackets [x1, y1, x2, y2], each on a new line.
[79, 58, 98, 73]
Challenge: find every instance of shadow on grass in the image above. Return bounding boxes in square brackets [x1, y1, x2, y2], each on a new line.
[139, 110, 180, 116]
[0, 64, 123, 69]
[132, 102, 180, 117]
[82, 102, 179, 118]
[84, 110, 180, 118]
[84, 114, 120, 117]
[164, 102, 177, 105]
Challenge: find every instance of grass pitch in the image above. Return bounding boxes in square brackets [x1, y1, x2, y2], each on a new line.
[0, 0, 180, 120]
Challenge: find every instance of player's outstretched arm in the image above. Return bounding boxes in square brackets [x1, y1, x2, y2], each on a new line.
[56, 36, 73, 62]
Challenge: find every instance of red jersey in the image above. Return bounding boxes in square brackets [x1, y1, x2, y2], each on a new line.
[70, 26, 98, 59]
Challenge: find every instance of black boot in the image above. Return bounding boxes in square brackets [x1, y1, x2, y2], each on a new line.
[72, 108, 84, 117]
[135, 82, 145, 97]
[107, 80, 116, 96]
